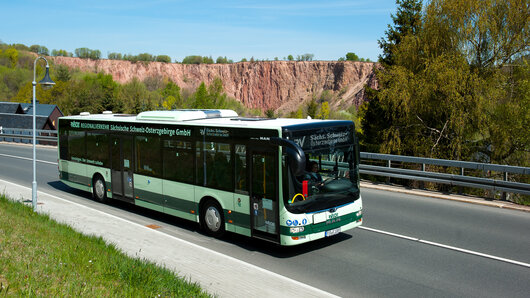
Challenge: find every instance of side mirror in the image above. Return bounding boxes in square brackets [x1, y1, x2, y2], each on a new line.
[270, 137, 306, 176]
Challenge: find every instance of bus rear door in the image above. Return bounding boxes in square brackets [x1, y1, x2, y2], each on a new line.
[111, 135, 134, 203]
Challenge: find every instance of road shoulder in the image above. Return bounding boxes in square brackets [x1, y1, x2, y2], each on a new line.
[361, 181, 530, 213]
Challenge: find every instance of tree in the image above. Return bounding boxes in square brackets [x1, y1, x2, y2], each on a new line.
[89, 49, 101, 60]
[3, 68, 31, 100]
[108, 52, 122, 60]
[374, 53, 484, 159]
[155, 55, 171, 63]
[52, 49, 72, 57]
[427, 0, 530, 70]
[29, 45, 49, 55]
[75, 48, 100, 59]
[362, 0, 423, 153]
[143, 75, 164, 91]
[480, 58, 530, 166]
[297, 53, 314, 61]
[345, 52, 359, 61]
[137, 53, 154, 62]
[287, 55, 294, 61]
[207, 77, 227, 108]
[117, 78, 152, 114]
[0, 47, 18, 68]
[55, 65, 71, 82]
[192, 82, 209, 108]
[378, 0, 423, 66]
[202, 56, 214, 64]
[161, 81, 182, 110]
[363, 0, 528, 166]
[306, 98, 318, 118]
[216, 56, 232, 64]
[182, 55, 204, 64]
[317, 101, 330, 119]
[295, 108, 303, 118]
[10, 44, 29, 51]
[75, 48, 89, 58]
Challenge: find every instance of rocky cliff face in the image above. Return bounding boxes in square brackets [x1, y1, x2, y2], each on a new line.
[51, 57, 377, 113]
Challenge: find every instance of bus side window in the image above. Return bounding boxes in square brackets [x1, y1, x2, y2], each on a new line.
[235, 144, 247, 193]
[163, 139, 193, 183]
[197, 141, 232, 191]
[59, 122, 68, 160]
[86, 132, 109, 167]
[136, 136, 161, 177]
[68, 130, 85, 163]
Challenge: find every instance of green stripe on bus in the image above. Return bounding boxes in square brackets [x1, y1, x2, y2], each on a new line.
[280, 213, 362, 236]
[134, 188, 197, 214]
[60, 171, 91, 187]
[224, 210, 251, 229]
[60, 178, 91, 192]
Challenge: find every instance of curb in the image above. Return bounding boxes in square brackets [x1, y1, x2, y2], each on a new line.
[360, 181, 530, 213]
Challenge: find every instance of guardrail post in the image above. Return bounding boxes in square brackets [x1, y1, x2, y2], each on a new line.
[502, 172, 508, 201]
[458, 167, 465, 194]
[386, 160, 391, 184]
[420, 163, 425, 189]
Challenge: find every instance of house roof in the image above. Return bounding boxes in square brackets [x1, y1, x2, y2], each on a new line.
[20, 103, 63, 117]
[0, 113, 50, 129]
[0, 102, 24, 114]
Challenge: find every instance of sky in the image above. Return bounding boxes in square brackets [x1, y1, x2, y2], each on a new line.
[1, 0, 396, 62]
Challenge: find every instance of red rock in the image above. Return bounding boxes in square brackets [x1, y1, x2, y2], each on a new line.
[50, 57, 378, 113]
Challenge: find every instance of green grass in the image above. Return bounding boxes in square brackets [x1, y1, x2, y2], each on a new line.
[0, 194, 210, 297]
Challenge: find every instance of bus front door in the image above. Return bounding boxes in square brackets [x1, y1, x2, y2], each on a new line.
[111, 135, 134, 203]
[250, 150, 279, 242]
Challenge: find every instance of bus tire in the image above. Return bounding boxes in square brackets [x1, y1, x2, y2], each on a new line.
[93, 175, 107, 203]
[201, 200, 225, 237]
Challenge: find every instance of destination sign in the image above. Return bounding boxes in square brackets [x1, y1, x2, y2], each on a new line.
[68, 120, 192, 137]
[287, 125, 353, 150]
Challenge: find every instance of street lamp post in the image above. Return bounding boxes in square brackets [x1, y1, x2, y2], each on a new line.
[32, 56, 55, 211]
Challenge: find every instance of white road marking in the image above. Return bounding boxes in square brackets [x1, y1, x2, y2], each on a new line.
[0, 153, 57, 165]
[359, 226, 530, 268]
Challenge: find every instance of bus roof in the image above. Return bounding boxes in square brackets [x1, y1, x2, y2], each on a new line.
[60, 109, 353, 130]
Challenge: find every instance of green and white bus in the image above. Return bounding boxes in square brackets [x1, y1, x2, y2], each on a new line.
[58, 109, 363, 245]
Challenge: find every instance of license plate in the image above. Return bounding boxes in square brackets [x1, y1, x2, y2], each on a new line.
[325, 227, 341, 237]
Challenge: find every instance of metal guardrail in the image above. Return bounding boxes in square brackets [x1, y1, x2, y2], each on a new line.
[1, 128, 528, 196]
[359, 153, 530, 196]
[0, 128, 57, 144]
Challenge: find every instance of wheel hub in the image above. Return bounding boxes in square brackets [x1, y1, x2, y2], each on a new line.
[95, 179, 105, 199]
[205, 206, 221, 232]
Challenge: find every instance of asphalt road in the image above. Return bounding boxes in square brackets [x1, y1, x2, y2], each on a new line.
[1, 142, 529, 297]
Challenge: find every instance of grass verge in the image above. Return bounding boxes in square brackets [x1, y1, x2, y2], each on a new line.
[0, 194, 210, 297]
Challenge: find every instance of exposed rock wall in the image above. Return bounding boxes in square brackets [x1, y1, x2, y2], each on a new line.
[51, 57, 378, 112]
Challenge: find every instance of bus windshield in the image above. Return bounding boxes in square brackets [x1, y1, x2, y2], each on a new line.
[284, 122, 360, 213]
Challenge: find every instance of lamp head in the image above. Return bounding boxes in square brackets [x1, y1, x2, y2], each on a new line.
[38, 65, 55, 90]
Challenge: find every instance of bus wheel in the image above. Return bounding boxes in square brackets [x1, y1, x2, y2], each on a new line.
[202, 200, 225, 237]
[93, 175, 107, 203]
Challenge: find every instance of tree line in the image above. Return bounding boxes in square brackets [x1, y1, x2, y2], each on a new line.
[1, 41, 372, 64]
